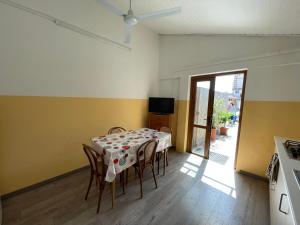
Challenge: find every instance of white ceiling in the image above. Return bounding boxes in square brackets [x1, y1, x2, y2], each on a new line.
[109, 0, 300, 35]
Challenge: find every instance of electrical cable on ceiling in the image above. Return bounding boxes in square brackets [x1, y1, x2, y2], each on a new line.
[0, 0, 131, 51]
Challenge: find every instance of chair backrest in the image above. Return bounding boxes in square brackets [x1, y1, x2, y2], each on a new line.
[108, 127, 126, 135]
[82, 144, 105, 175]
[136, 140, 158, 168]
[159, 126, 172, 134]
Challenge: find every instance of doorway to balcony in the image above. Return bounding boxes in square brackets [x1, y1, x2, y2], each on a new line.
[187, 70, 247, 168]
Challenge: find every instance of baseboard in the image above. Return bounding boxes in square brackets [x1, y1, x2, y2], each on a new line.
[1, 165, 90, 200]
[238, 170, 269, 182]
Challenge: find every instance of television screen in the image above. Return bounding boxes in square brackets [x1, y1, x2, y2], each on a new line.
[149, 97, 174, 114]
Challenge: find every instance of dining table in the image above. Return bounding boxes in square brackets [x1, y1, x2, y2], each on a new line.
[91, 128, 172, 205]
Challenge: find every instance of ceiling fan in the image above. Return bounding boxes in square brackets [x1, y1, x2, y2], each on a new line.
[97, 0, 181, 44]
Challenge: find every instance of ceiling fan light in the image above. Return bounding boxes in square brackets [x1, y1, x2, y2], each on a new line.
[125, 16, 138, 26]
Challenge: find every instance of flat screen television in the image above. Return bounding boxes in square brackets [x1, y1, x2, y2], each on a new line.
[148, 97, 174, 114]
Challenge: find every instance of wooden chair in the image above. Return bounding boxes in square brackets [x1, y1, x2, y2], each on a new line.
[107, 127, 130, 185]
[82, 144, 125, 213]
[157, 126, 172, 175]
[134, 140, 158, 199]
[108, 127, 126, 134]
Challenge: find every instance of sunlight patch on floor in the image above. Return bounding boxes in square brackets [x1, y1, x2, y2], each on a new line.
[179, 148, 237, 198]
[203, 160, 235, 189]
[183, 162, 199, 172]
[201, 176, 232, 195]
[180, 162, 199, 178]
[186, 154, 203, 166]
[231, 190, 237, 198]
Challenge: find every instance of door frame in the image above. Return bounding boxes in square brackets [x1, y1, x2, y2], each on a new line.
[187, 76, 215, 159]
[187, 69, 247, 169]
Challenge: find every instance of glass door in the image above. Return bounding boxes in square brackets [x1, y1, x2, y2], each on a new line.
[188, 77, 215, 158]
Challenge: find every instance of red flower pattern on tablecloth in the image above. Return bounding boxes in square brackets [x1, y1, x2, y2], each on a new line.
[113, 158, 119, 164]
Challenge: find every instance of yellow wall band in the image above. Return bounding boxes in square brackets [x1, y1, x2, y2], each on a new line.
[173, 100, 300, 177]
[237, 100, 300, 176]
[1, 96, 299, 195]
[0, 96, 147, 195]
[175, 100, 189, 152]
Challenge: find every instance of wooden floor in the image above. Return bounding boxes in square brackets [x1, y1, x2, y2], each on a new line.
[2, 151, 270, 225]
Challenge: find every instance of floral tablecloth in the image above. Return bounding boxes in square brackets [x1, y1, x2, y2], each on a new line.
[91, 128, 172, 182]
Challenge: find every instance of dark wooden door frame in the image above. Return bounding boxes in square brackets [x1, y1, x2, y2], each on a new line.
[187, 70, 248, 169]
[187, 76, 215, 159]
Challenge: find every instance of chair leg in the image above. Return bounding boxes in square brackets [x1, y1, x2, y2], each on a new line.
[134, 167, 138, 178]
[95, 176, 98, 187]
[151, 165, 158, 189]
[121, 171, 125, 194]
[163, 150, 166, 176]
[157, 153, 160, 175]
[85, 171, 94, 200]
[126, 168, 129, 185]
[111, 180, 115, 209]
[166, 149, 169, 167]
[137, 169, 143, 199]
[97, 179, 105, 214]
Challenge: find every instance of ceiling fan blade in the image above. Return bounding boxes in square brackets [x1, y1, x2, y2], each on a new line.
[136, 6, 181, 21]
[124, 23, 132, 44]
[97, 0, 124, 16]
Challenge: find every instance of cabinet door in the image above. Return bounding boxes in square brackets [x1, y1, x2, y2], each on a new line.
[270, 165, 294, 225]
[149, 113, 171, 130]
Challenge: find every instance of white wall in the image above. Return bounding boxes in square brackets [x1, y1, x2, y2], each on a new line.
[159, 35, 300, 101]
[0, 0, 159, 99]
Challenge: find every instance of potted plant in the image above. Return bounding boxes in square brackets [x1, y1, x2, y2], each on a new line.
[219, 111, 233, 136]
[211, 116, 217, 141]
[211, 98, 223, 140]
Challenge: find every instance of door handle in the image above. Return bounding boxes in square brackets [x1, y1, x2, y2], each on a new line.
[279, 193, 288, 214]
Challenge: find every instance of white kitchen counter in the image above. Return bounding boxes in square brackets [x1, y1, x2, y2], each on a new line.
[274, 137, 300, 225]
